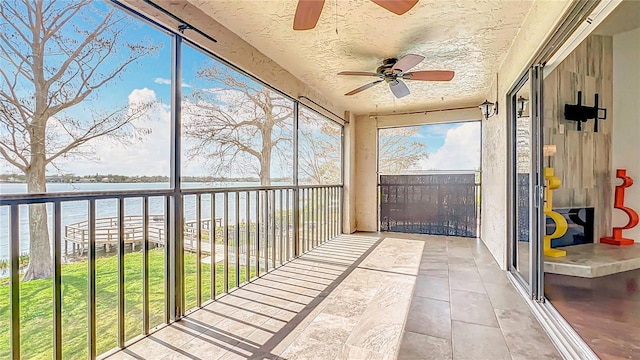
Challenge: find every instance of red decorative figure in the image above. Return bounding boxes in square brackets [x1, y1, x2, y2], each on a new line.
[601, 169, 639, 246]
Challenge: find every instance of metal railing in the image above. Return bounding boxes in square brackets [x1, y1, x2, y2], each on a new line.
[0, 184, 342, 360]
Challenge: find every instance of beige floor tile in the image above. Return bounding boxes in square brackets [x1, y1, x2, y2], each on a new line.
[120, 331, 195, 360]
[447, 247, 474, 259]
[450, 278, 483, 293]
[476, 265, 511, 285]
[473, 252, 501, 268]
[104, 350, 142, 360]
[421, 254, 448, 263]
[420, 259, 448, 269]
[419, 268, 449, 278]
[169, 331, 237, 359]
[413, 275, 450, 301]
[280, 313, 355, 360]
[451, 321, 511, 360]
[449, 269, 486, 294]
[447, 256, 477, 267]
[495, 308, 562, 360]
[484, 282, 528, 311]
[450, 290, 499, 327]
[149, 323, 201, 346]
[336, 344, 390, 360]
[347, 275, 414, 355]
[397, 331, 452, 360]
[404, 297, 452, 339]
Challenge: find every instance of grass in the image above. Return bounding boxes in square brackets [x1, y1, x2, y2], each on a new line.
[0, 249, 256, 360]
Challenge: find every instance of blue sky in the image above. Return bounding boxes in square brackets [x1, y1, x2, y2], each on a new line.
[381, 122, 481, 172]
[416, 123, 457, 151]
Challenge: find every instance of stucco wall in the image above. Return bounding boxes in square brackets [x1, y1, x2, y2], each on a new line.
[343, 112, 357, 233]
[612, 27, 640, 241]
[481, 0, 572, 269]
[354, 114, 378, 231]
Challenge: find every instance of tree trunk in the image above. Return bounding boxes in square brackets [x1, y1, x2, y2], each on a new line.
[22, 150, 52, 281]
[260, 153, 271, 186]
[260, 134, 272, 187]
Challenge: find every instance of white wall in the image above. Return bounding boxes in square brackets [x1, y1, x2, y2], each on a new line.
[612, 27, 640, 240]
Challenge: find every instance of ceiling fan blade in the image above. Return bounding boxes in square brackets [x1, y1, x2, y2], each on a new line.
[389, 80, 410, 98]
[338, 71, 383, 77]
[403, 70, 455, 81]
[370, 0, 419, 15]
[293, 0, 325, 30]
[345, 80, 383, 96]
[391, 54, 425, 72]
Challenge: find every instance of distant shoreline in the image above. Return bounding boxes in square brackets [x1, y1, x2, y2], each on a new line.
[0, 177, 291, 184]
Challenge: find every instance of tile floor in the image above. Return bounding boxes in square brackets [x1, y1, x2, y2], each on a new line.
[106, 233, 561, 360]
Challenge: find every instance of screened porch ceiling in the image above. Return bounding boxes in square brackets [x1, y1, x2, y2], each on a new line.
[186, 0, 534, 114]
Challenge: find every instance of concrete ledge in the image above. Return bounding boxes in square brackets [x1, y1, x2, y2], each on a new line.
[544, 243, 640, 278]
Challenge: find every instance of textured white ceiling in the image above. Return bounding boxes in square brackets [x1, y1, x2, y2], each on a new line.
[189, 0, 533, 114]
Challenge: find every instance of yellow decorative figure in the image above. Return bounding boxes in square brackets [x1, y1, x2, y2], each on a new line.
[544, 168, 568, 258]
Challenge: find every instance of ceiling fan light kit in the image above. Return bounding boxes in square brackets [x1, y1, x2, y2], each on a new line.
[338, 54, 455, 99]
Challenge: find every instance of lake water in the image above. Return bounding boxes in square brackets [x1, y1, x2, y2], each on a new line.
[0, 182, 290, 259]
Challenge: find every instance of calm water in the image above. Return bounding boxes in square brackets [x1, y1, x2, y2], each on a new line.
[0, 182, 290, 259]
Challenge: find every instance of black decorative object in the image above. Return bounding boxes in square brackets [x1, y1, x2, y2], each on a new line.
[379, 174, 478, 237]
[564, 91, 607, 132]
[547, 207, 595, 247]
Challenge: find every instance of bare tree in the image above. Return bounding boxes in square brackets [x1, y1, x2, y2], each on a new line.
[0, 0, 158, 280]
[299, 122, 428, 182]
[378, 127, 428, 174]
[298, 111, 341, 185]
[184, 66, 293, 185]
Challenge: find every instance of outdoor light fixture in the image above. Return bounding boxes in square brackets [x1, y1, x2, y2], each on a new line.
[479, 99, 498, 120]
[517, 96, 529, 118]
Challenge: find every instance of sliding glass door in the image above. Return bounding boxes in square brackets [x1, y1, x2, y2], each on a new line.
[509, 65, 545, 300]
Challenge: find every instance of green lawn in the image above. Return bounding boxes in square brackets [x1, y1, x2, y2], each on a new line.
[0, 249, 256, 359]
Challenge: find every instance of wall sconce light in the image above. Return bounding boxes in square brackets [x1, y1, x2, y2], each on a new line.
[479, 99, 498, 120]
[517, 96, 529, 118]
[543, 144, 557, 157]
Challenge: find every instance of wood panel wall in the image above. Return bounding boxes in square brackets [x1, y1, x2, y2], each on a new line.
[543, 34, 613, 241]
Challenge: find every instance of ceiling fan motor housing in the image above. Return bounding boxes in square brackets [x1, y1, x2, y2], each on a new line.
[376, 58, 398, 75]
[338, 54, 454, 98]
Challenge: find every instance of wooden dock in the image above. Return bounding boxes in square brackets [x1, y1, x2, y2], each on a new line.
[63, 215, 222, 255]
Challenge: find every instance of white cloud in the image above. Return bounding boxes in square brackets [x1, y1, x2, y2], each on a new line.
[55, 88, 173, 176]
[154, 77, 191, 88]
[416, 122, 481, 171]
[153, 77, 171, 85]
[44, 87, 292, 178]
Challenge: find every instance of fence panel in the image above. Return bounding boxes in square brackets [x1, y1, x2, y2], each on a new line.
[379, 174, 479, 237]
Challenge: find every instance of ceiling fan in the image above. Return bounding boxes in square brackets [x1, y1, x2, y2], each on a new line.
[293, 0, 419, 30]
[338, 54, 455, 98]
